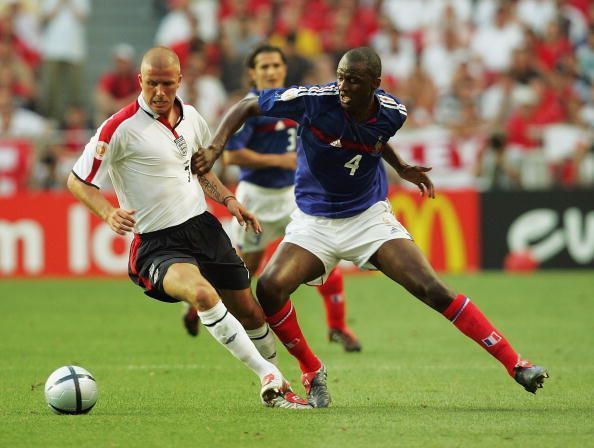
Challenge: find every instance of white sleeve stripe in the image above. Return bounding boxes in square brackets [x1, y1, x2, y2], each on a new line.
[294, 91, 338, 98]
[289, 85, 338, 95]
[378, 94, 397, 105]
[381, 104, 408, 116]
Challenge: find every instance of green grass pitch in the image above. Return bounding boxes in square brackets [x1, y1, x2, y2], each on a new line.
[1, 272, 593, 448]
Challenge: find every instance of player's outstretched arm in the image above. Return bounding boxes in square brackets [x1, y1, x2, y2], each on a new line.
[67, 173, 136, 235]
[382, 143, 435, 199]
[197, 171, 262, 234]
[192, 97, 262, 175]
[224, 148, 297, 170]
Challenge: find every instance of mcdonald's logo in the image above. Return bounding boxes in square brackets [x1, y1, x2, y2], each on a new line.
[389, 192, 472, 272]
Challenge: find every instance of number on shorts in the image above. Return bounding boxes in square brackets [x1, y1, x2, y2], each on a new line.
[287, 128, 297, 152]
[344, 154, 362, 175]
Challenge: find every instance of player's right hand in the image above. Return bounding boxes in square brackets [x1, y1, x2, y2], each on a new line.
[192, 145, 221, 175]
[106, 208, 136, 235]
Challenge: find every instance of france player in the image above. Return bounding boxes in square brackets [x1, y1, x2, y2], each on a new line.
[184, 44, 361, 352]
[193, 47, 549, 407]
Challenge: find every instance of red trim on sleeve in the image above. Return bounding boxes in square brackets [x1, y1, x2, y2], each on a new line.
[84, 101, 140, 183]
[85, 156, 103, 183]
[98, 101, 140, 144]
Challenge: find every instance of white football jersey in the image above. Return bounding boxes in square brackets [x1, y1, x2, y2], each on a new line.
[72, 94, 210, 233]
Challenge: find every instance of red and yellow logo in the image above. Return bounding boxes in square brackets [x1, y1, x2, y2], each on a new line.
[389, 189, 479, 272]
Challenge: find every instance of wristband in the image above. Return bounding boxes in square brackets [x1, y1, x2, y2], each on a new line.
[222, 195, 236, 206]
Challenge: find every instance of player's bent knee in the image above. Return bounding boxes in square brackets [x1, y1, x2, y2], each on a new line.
[257, 271, 289, 300]
[186, 283, 219, 311]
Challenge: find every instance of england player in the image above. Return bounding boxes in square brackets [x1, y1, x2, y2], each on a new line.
[67, 47, 311, 409]
[183, 44, 362, 352]
[193, 47, 549, 408]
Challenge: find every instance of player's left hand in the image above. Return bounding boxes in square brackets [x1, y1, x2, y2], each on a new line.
[399, 165, 435, 199]
[226, 198, 262, 234]
[191, 145, 221, 175]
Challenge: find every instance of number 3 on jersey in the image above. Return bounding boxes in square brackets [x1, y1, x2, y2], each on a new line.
[344, 154, 362, 175]
[287, 128, 297, 152]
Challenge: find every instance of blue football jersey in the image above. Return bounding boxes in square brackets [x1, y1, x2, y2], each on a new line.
[226, 90, 298, 189]
[258, 82, 407, 218]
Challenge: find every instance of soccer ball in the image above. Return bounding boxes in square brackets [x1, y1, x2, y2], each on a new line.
[44, 366, 98, 414]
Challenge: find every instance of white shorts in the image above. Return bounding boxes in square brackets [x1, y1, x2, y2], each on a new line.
[230, 181, 296, 253]
[283, 200, 412, 285]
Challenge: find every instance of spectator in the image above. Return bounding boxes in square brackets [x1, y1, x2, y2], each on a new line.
[378, 25, 417, 89]
[1, 0, 41, 60]
[381, 0, 426, 36]
[155, 0, 198, 47]
[218, 30, 246, 94]
[400, 59, 438, 127]
[178, 50, 228, 130]
[509, 47, 541, 84]
[269, 1, 323, 58]
[475, 132, 522, 190]
[280, 32, 314, 87]
[422, 26, 469, 93]
[0, 9, 40, 69]
[0, 86, 47, 193]
[94, 43, 139, 124]
[425, 0, 473, 32]
[0, 87, 48, 139]
[435, 61, 483, 126]
[516, 0, 558, 35]
[480, 71, 516, 126]
[0, 37, 37, 108]
[470, 3, 524, 76]
[576, 25, 594, 84]
[535, 19, 573, 72]
[39, 0, 90, 122]
[542, 99, 592, 187]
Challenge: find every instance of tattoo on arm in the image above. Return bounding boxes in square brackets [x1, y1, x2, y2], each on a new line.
[198, 176, 223, 203]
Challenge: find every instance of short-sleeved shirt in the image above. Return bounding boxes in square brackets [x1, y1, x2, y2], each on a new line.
[258, 82, 407, 218]
[72, 94, 211, 233]
[226, 89, 297, 189]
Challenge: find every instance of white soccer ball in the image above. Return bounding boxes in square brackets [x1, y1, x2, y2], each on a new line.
[44, 366, 98, 414]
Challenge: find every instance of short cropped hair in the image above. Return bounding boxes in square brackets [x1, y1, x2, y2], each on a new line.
[246, 44, 287, 69]
[343, 47, 382, 78]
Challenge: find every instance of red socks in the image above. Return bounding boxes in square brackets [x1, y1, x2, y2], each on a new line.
[443, 294, 519, 375]
[266, 300, 322, 374]
[317, 268, 346, 331]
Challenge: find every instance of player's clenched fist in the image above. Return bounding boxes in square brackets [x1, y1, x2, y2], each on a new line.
[192, 145, 222, 175]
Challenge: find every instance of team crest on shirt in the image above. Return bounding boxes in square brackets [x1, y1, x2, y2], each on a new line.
[95, 142, 108, 159]
[174, 136, 189, 158]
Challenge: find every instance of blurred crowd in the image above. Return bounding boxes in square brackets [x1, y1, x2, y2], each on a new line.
[1, 0, 594, 195]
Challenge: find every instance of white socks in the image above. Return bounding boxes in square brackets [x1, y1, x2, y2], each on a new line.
[197, 300, 278, 380]
[246, 324, 278, 366]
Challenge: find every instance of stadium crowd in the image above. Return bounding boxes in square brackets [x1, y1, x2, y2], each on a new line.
[1, 0, 594, 195]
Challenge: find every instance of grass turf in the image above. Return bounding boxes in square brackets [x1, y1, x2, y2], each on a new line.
[1, 272, 592, 447]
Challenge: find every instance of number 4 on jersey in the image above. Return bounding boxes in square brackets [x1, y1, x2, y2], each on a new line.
[344, 154, 362, 175]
